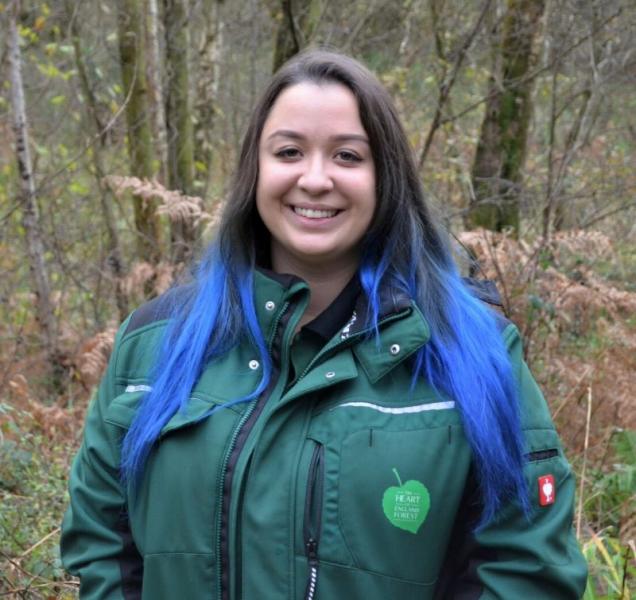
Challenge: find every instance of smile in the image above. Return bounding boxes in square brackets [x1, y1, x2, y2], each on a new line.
[292, 206, 340, 219]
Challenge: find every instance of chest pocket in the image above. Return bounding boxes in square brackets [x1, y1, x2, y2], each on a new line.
[306, 398, 472, 586]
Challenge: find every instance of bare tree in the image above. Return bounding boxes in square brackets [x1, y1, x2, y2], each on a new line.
[7, 0, 63, 388]
[467, 0, 546, 235]
[194, 0, 225, 200]
[272, 0, 321, 72]
[146, 0, 170, 184]
[118, 0, 163, 264]
[66, 0, 130, 321]
[163, 0, 197, 263]
[418, 0, 492, 168]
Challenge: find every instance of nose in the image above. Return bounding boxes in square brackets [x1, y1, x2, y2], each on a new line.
[297, 155, 334, 195]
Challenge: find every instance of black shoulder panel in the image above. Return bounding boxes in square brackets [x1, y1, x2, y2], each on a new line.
[462, 277, 502, 307]
[462, 277, 512, 333]
[124, 284, 194, 336]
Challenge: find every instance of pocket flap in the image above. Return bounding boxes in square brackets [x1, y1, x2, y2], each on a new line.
[523, 428, 563, 455]
[104, 390, 218, 436]
[104, 390, 146, 429]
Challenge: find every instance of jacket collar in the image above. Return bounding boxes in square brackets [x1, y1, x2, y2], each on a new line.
[253, 268, 431, 383]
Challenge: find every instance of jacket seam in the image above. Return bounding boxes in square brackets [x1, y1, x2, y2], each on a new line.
[143, 551, 214, 557]
[317, 558, 438, 587]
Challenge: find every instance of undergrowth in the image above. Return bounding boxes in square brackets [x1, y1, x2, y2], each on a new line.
[1, 228, 634, 598]
[0, 402, 78, 598]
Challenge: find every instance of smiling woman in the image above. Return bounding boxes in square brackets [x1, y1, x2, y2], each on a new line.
[60, 50, 587, 600]
[257, 81, 376, 327]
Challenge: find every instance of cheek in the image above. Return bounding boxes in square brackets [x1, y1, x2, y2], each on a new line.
[346, 171, 376, 213]
[257, 160, 298, 199]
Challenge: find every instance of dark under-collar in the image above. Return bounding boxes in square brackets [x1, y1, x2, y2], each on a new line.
[302, 275, 361, 342]
[255, 266, 362, 342]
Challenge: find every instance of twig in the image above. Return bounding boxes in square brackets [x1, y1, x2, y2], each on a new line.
[576, 386, 592, 539]
[552, 364, 595, 419]
[20, 526, 60, 558]
[418, 0, 492, 167]
[0, 550, 76, 587]
[0, 580, 79, 596]
[620, 542, 632, 599]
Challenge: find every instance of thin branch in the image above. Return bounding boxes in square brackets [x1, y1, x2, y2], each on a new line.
[576, 386, 592, 539]
[20, 527, 61, 558]
[581, 201, 636, 229]
[438, 9, 622, 128]
[419, 0, 492, 167]
[30, 51, 138, 195]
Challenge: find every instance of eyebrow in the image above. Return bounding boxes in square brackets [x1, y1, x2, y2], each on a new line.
[266, 129, 369, 144]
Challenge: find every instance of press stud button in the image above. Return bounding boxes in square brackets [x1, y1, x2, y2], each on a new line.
[249, 360, 260, 370]
[265, 301, 276, 311]
[325, 371, 336, 379]
[389, 344, 401, 355]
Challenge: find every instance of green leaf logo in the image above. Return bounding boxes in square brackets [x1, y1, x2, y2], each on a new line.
[382, 468, 430, 534]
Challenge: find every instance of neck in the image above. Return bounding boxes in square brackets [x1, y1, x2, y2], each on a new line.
[271, 251, 358, 329]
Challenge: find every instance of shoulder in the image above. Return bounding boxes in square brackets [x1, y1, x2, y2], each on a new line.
[107, 284, 195, 381]
[123, 284, 195, 338]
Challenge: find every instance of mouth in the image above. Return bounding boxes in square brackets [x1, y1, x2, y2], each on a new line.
[291, 206, 341, 219]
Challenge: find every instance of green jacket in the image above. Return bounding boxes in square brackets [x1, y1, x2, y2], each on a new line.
[61, 270, 587, 599]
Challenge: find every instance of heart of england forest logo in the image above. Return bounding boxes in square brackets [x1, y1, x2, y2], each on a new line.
[382, 468, 430, 534]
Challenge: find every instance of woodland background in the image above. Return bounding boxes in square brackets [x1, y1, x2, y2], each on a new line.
[0, 0, 635, 597]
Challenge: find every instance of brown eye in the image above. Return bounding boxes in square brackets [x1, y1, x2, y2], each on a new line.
[275, 147, 301, 159]
[336, 150, 362, 163]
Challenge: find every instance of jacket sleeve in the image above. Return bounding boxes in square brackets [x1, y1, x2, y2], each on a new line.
[434, 324, 588, 600]
[60, 319, 143, 599]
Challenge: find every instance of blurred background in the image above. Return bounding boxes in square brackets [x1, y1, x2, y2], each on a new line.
[0, 0, 634, 597]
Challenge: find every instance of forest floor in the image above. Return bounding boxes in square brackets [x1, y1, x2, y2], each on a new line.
[0, 229, 634, 599]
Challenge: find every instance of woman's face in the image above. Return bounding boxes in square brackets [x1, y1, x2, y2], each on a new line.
[256, 82, 376, 276]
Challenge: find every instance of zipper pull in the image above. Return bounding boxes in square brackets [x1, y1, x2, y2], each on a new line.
[306, 538, 318, 563]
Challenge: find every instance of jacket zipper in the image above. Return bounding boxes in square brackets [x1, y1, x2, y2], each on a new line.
[216, 301, 292, 600]
[303, 442, 324, 600]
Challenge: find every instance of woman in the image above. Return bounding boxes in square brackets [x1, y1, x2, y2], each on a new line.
[61, 50, 587, 599]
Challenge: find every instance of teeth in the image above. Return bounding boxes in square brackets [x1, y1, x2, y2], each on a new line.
[293, 206, 338, 219]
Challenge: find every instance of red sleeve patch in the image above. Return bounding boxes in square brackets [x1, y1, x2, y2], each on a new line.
[538, 474, 555, 506]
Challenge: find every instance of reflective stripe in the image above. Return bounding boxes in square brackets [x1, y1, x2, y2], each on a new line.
[125, 384, 152, 393]
[333, 400, 455, 414]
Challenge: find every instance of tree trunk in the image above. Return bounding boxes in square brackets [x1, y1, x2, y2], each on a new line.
[195, 0, 224, 200]
[467, 0, 545, 235]
[146, 0, 169, 184]
[8, 2, 64, 389]
[67, 0, 129, 321]
[117, 0, 163, 263]
[163, 0, 197, 264]
[272, 0, 321, 72]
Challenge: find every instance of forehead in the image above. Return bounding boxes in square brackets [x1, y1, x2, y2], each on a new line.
[261, 82, 367, 139]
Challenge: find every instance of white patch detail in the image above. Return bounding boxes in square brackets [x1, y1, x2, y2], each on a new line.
[294, 206, 338, 219]
[332, 400, 455, 414]
[340, 310, 357, 340]
[125, 384, 152, 393]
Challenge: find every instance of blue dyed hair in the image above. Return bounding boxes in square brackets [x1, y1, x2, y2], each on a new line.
[121, 50, 528, 526]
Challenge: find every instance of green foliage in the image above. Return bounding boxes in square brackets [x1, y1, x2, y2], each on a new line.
[0, 403, 78, 598]
[585, 431, 636, 534]
[582, 534, 635, 599]
[578, 430, 636, 598]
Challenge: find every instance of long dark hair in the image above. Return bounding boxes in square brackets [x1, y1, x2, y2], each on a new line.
[122, 50, 528, 527]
